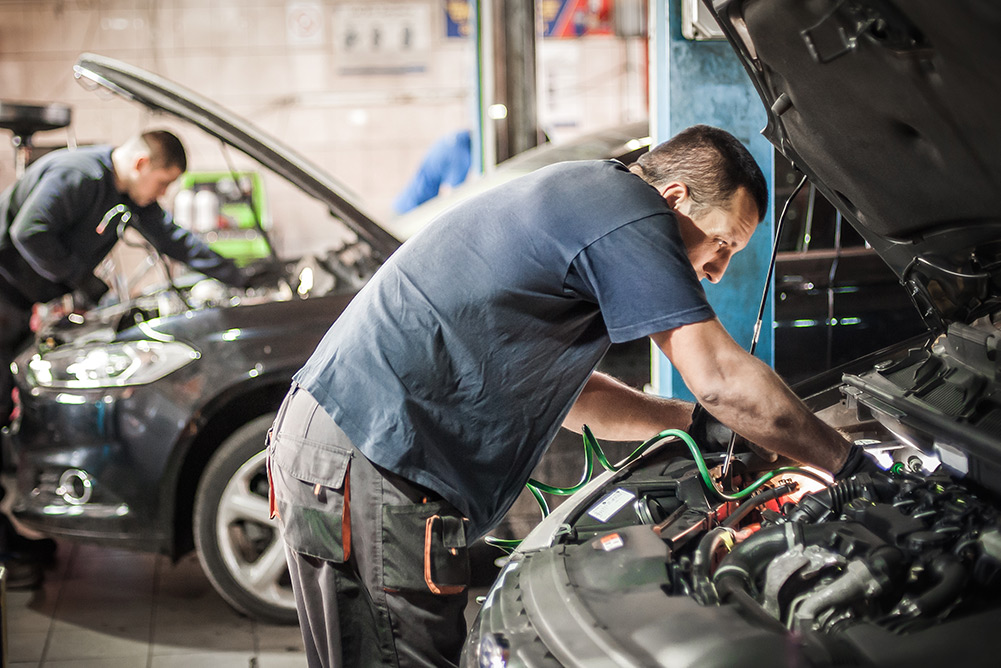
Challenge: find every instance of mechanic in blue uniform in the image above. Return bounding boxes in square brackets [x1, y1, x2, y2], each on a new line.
[268, 125, 856, 667]
[0, 130, 269, 588]
[393, 129, 472, 214]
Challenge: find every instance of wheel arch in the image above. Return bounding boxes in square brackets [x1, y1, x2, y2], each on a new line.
[163, 373, 290, 559]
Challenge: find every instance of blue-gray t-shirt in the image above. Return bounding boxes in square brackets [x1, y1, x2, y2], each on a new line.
[295, 160, 714, 538]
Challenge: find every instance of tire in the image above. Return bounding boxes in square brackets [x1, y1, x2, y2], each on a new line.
[193, 413, 298, 624]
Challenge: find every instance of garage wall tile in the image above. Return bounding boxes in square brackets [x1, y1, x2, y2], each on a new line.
[0, 0, 641, 250]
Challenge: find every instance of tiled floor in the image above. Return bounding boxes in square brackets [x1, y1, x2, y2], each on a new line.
[5, 541, 307, 668]
[5, 541, 490, 668]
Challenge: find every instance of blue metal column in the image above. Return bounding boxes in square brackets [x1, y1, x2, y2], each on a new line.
[649, 0, 776, 400]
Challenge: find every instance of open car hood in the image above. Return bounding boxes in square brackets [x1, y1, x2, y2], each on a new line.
[73, 52, 401, 261]
[706, 1, 1001, 326]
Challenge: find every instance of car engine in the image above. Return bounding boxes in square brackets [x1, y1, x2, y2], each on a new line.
[469, 322, 1001, 667]
[480, 446, 1000, 666]
[31, 240, 375, 351]
[697, 465, 1000, 636]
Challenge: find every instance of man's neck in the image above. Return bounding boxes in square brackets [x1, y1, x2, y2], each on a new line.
[109, 147, 128, 194]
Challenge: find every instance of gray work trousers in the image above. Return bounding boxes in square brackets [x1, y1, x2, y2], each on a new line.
[0, 291, 33, 547]
[268, 384, 470, 667]
[0, 289, 32, 430]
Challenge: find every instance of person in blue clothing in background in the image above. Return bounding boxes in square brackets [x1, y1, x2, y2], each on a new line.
[393, 129, 472, 214]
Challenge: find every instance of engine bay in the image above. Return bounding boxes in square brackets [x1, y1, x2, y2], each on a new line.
[30, 239, 376, 352]
[560, 441, 994, 626]
[514, 429, 1000, 666]
[473, 320, 1001, 667]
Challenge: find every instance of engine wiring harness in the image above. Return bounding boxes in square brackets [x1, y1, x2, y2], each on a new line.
[485, 425, 830, 552]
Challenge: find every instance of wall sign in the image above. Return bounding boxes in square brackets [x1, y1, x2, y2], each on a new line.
[333, 2, 432, 75]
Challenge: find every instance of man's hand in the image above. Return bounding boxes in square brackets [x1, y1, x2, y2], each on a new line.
[834, 443, 882, 480]
[687, 402, 777, 462]
[686, 402, 733, 452]
[72, 273, 109, 310]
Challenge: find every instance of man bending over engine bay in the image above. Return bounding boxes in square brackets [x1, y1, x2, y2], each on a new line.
[267, 124, 862, 667]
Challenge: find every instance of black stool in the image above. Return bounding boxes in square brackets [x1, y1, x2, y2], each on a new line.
[0, 101, 72, 177]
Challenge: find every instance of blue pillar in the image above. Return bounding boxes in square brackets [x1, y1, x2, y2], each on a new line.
[650, 0, 776, 401]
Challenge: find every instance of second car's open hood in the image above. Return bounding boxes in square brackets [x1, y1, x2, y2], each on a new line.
[73, 53, 401, 261]
[706, 1, 1001, 326]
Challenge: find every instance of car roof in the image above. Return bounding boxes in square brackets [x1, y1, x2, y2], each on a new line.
[385, 121, 651, 240]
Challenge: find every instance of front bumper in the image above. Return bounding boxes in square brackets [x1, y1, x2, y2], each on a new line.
[6, 378, 187, 549]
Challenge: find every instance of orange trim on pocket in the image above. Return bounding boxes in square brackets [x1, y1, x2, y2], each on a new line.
[342, 460, 352, 562]
[267, 451, 280, 520]
[424, 515, 465, 595]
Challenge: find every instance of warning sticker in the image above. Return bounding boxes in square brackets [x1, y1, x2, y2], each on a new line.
[598, 533, 624, 551]
[586, 488, 636, 523]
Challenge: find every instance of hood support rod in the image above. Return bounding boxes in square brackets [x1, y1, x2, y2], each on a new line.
[722, 172, 809, 479]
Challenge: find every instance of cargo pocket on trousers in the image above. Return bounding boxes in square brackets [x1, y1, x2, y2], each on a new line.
[272, 437, 353, 563]
[383, 501, 470, 595]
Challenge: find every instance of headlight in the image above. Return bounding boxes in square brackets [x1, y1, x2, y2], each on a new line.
[477, 633, 510, 668]
[26, 340, 200, 389]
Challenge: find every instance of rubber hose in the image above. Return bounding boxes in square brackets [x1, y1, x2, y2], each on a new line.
[690, 485, 795, 603]
[723, 483, 795, 529]
[692, 526, 736, 604]
[713, 523, 836, 594]
[785, 473, 898, 524]
[910, 554, 966, 617]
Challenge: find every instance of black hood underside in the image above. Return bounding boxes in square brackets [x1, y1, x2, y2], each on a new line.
[710, 0, 1001, 324]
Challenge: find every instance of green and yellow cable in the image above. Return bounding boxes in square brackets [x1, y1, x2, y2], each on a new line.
[485, 425, 829, 552]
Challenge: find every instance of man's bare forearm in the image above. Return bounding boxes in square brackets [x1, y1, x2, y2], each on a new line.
[563, 372, 694, 441]
[652, 320, 851, 473]
[694, 352, 850, 472]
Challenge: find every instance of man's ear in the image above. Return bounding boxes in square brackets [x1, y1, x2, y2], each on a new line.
[132, 154, 151, 173]
[660, 181, 689, 211]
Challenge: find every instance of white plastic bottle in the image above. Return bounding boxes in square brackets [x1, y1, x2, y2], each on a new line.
[193, 188, 220, 233]
[173, 188, 194, 229]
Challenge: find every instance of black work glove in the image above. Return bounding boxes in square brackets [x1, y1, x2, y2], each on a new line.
[687, 403, 734, 453]
[72, 273, 109, 310]
[686, 403, 777, 462]
[238, 259, 284, 289]
[834, 443, 882, 481]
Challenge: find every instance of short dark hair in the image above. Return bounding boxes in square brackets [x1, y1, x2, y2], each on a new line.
[140, 130, 187, 172]
[631, 125, 767, 221]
